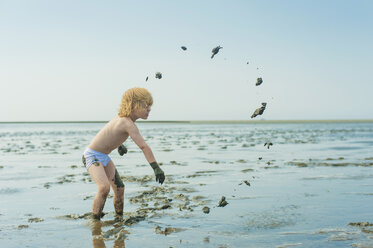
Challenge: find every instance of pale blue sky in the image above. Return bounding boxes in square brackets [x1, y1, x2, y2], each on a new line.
[1, 0, 372, 121]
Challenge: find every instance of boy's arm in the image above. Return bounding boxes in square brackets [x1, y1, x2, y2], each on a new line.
[127, 123, 155, 163]
[127, 123, 165, 184]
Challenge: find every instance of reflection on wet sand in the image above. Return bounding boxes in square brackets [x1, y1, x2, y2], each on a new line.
[89, 218, 127, 248]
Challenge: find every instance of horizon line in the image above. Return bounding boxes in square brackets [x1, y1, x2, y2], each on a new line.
[1, 119, 373, 124]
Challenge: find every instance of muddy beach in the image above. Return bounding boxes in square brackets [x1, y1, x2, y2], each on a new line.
[0, 121, 373, 247]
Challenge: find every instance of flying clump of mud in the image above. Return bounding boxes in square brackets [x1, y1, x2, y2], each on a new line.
[211, 46, 223, 59]
[256, 77, 263, 86]
[251, 102, 267, 119]
[155, 72, 162, 79]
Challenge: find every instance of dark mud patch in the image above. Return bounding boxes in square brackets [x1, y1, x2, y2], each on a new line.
[349, 222, 373, 234]
[57, 212, 95, 220]
[28, 217, 44, 223]
[326, 157, 344, 160]
[169, 160, 188, 166]
[167, 180, 189, 185]
[202, 160, 222, 164]
[61, 210, 147, 228]
[239, 180, 251, 186]
[264, 165, 280, 169]
[242, 143, 255, 147]
[186, 170, 220, 178]
[202, 206, 210, 214]
[44, 173, 84, 188]
[288, 159, 373, 168]
[154, 225, 186, 235]
[236, 159, 247, 163]
[162, 148, 173, 152]
[120, 212, 147, 226]
[83, 195, 94, 200]
[120, 175, 153, 184]
[38, 165, 53, 168]
[197, 146, 207, 150]
[289, 162, 308, 167]
[218, 196, 228, 207]
[192, 195, 207, 202]
[18, 225, 29, 230]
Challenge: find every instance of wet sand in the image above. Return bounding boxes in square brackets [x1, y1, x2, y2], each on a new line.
[0, 122, 372, 247]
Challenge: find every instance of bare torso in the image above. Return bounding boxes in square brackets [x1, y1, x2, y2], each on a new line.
[88, 116, 131, 154]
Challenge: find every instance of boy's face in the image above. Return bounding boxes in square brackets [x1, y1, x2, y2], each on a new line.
[134, 102, 151, 120]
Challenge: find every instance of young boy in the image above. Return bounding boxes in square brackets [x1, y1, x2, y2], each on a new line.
[82, 87, 165, 220]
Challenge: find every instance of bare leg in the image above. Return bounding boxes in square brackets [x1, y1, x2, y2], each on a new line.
[88, 163, 111, 219]
[104, 161, 125, 216]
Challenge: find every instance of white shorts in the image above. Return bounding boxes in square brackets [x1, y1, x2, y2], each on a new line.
[82, 147, 111, 170]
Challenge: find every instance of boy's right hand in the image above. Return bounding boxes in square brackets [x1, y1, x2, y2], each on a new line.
[118, 144, 127, 156]
[150, 162, 165, 185]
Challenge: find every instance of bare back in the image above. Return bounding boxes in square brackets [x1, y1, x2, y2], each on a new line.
[88, 116, 132, 154]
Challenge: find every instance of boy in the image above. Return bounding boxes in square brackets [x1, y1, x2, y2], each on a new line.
[82, 87, 165, 220]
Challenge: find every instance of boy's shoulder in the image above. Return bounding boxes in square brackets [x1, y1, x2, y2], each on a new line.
[116, 116, 136, 129]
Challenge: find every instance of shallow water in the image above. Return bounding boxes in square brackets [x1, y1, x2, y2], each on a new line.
[0, 122, 372, 247]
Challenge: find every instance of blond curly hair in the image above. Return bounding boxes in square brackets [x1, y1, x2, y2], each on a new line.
[118, 87, 153, 117]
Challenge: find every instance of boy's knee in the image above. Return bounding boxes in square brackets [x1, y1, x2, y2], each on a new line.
[98, 184, 110, 197]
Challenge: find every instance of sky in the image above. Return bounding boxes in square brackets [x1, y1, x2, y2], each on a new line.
[1, 0, 372, 121]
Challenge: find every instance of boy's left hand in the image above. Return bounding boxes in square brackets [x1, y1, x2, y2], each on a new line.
[150, 162, 165, 184]
[154, 167, 165, 185]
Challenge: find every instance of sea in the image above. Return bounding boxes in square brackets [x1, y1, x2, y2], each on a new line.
[0, 121, 372, 248]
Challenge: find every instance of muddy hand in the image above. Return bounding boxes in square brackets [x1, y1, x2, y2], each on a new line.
[117, 144, 127, 156]
[150, 162, 165, 185]
[154, 167, 165, 184]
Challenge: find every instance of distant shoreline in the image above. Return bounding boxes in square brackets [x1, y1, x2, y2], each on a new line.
[1, 120, 373, 124]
